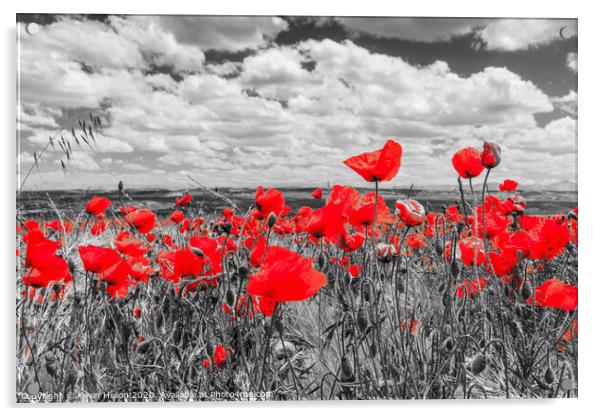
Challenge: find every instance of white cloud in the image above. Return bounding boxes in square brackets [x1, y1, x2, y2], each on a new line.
[552, 90, 577, 117]
[478, 19, 576, 51]
[150, 16, 288, 52]
[566, 52, 578, 73]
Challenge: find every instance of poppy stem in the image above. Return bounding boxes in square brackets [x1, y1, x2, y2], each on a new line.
[457, 176, 469, 226]
[257, 302, 279, 393]
[372, 181, 379, 236]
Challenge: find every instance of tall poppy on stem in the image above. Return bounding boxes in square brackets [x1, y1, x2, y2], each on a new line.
[343, 140, 402, 232]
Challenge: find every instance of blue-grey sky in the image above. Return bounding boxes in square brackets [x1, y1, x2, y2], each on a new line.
[17, 15, 577, 190]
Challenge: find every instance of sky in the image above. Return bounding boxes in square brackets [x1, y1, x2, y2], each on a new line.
[16, 15, 577, 191]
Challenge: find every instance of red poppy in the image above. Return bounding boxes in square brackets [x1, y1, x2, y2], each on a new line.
[499, 179, 519, 192]
[79, 245, 122, 274]
[86, 196, 112, 216]
[480, 141, 501, 169]
[247, 246, 327, 303]
[445, 205, 462, 223]
[176, 193, 192, 207]
[189, 237, 223, 276]
[343, 140, 402, 182]
[526, 279, 577, 312]
[128, 257, 155, 283]
[125, 208, 156, 234]
[406, 233, 426, 249]
[213, 344, 228, 367]
[451, 147, 484, 179]
[395, 199, 426, 226]
[115, 231, 147, 257]
[458, 237, 486, 266]
[305, 203, 346, 241]
[311, 188, 323, 199]
[528, 219, 570, 260]
[169, 210, 185, 224]
[339, 233, 365, 253]
[255, 186, 285, 218]
[249, 236, 267, 268]
[90, 217, 107, 235]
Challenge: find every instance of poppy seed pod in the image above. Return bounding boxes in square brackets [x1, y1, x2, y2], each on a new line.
[341, 356, 354, 380]
[225, 288, 235, 307]
[451, 259, 461, 279]
[470, 353, 487, 375]
[435, 238, 444, 257]
[357, 307, 369, 333]
[544, 366, 556, 384]
[481, 141, 501, 169]
[267, 212, 277, 228]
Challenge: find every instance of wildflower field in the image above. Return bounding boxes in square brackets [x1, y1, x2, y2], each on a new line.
[16, 139, 578, 401]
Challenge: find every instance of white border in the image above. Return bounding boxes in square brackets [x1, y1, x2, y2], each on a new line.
[3, 1, 601, 414]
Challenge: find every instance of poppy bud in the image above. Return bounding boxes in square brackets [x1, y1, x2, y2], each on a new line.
[267, 212, 277, 228]
[568, 211, 578, 221]
[341, 356, 354, 380]
[370, 342, 378, 357]
[435, 238, 444, 257]
[521, 281, 532, 301]
[46, 362, 58, 378]
[442, 337, 454, 352]
[469, 353, 487, 375]
[451, 259, 461, 278]
[457, 222, 465, 234]
[274, 316, 284, 335]
[225, 288, 235, 307]
[544, 366, 556, 384]
[238, 266, 249, 280]
[362, 285, 371, 302]
[313, 253, 323, 269]
[118, 180, 124, 195]
[191, 247, 204, 258]
[481, 141, 501, 169]
[357, 307, 369, 333]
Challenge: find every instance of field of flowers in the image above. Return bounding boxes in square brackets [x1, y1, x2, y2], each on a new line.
[16, 139, 578, 401]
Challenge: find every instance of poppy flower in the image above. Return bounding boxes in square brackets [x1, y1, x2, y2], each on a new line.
[528, 219, 570, 260]
[445, 205, 462, 223]
[499, 179, 519, 192]
[451, 147, 484, 179]
[406, 233, 426, 249]
[480, 141, 501, 169]
[176, 193, 192, 207]
[86, 196, 112, 216]
[90, 217, 107, 235]
[395, 199, 426, 226]
[305, 203, 346, 241]
[247, 246, 327, 303]
[458, 238, 486, 266]
[169, 210, 185, 224]
[249, 236, 267, 268]
[311, 188, 323, 199]
[128, 257, 155, 283]
[79, 245, 122, 274]
[526, 279, 577, 312]
[339, 233, 365, 253]
[327, 185, 362, 221]
[255, 186, 285, 219]
[213, 345, 228, 368]
[343, 140, 402, 182]
[189, 237, 223, 276]
[115, 231, 147, 257]
[125, 208, 156, 234]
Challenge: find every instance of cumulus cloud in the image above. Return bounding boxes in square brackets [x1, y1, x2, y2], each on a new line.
[17, 16, 576, 190]
[148, 16, 288, 52]
[478, 19, 576, 51]
[552, 90, 577, 117]
[337, 17, 577, 52]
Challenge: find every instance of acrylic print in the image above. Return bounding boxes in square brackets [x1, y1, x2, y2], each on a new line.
[16, 15, 578, 402]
